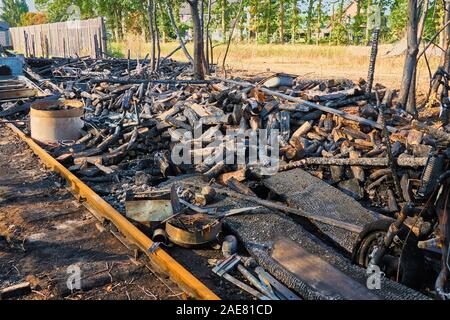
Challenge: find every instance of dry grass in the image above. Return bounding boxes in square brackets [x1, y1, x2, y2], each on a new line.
[111, 36, 440, 92]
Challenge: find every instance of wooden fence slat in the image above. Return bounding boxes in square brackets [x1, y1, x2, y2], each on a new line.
[9, 18, 106, 58]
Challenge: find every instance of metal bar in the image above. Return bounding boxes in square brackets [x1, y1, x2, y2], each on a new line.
[237, 264, 279, 300]
[223, 274, 269, 300]
[254, 266, 302, 300]
[6, 123, 219, 301]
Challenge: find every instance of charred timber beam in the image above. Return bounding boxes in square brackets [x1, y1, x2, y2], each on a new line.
[325, 93, 374, 108]
[412, 120, 450, 143]
[279, 156, 428, 171]
[90, 79, 217, 85]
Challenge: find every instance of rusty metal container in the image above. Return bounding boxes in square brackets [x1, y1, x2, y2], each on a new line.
[166, 214, 222, 248]
[30, 100, 84, 143]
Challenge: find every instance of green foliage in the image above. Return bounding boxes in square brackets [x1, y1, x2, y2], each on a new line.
[387, 0, 407, 42]
[35, 0, 95, 22]
[108, 42, 126, 58]
[1, 0, 29, 27]
[330, 22, 350, 44]
[20, 0, 448, 46]
[351, 11, 364, 44]
[422, 0, 444, 42]
[19, 12, 49, 26]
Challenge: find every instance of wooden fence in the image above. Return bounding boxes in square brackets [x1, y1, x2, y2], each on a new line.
[9, 17, 107, 58]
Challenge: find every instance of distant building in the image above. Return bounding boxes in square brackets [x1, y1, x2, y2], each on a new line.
[179, 3, 191, 24]
[178, 0, 240, 42]
[0, 21, 11, 47]
[321, 1, 359, 39]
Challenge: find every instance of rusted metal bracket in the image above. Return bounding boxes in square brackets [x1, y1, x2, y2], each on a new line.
[7, 123, 219, 300]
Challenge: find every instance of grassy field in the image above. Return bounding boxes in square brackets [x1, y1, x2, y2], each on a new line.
[110, 37, 440, 92]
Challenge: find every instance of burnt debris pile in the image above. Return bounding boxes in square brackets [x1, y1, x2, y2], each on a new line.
[1, 55, 450, 300]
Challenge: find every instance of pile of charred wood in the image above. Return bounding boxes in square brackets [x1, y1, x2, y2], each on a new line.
[2, 57, 450, 219]
[25, 55, 189, 82]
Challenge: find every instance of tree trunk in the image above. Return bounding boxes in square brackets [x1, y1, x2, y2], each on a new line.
[291, 2, 299, 43]
[147, 0, 156, 72]
[265, 0, 270, 42]
[306, 0, 314, 43]
[443, 6, 450, 79]
[153, 0, 161, 70]
[432, 1, 450, 102]
[407, 0, 429, 112]
[279, 0, 285, 43]
[114, 8, 123, 41]
[205, 0, 213, 69]
[355, 0, 361, 44]
[365, 0, 372, 44]
[439, 1, 446, 52]
[250, 3, 257, 42]
[316, 0, 322, 45]
[114, 27, 120, 42]
[200, 0, 205, 41]
[417, 0, 429, 44]
[188, 0, 207, 79]
[222, 0, 227, 42]
[200, 0, 208, 73]
[158, 2, 168, 43]
[398, 0, 419, 115]
[407, 68, 417, 114]
[117, 9, 124, 41]
[167, 3, 194, 64]
[222, 0, 244, 75]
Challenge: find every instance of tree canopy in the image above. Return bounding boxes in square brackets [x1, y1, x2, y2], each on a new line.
[0, 0, 29, 27]
[2, 0, 446, 46]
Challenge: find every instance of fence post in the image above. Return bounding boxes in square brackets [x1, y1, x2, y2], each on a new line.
[23, 31, 29, 57]
[94, 34, 99, 59]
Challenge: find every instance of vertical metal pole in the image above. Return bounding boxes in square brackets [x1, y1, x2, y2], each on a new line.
[31, 34, 36, 58]
[94, 34, 99, 59]
[63, 38, 66, 58]
[45, 35, 49, 58]
[366, 28, 380, 94]
[24, 31, 29, 57]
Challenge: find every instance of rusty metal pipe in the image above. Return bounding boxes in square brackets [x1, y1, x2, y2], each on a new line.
[371, 203, 413, 267]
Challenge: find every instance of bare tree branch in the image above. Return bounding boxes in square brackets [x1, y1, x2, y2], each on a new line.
[166, 2, 194, 65]
[222, 0, 244, 77]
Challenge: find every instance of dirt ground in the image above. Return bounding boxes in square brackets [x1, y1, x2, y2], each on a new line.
[0, 126, 183, 300]
[111, 41, 439, 92]
[0, 126, 251, 300]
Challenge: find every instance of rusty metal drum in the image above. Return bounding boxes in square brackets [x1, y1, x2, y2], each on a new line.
[30, 99, 84, 143]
